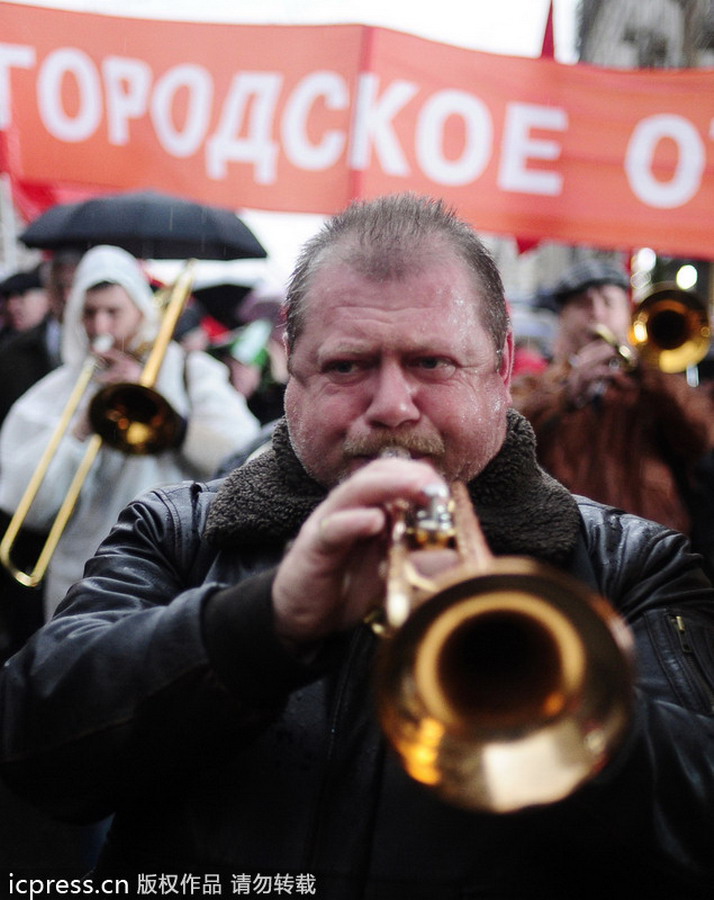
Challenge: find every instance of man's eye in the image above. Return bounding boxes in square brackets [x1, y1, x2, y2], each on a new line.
[324, 360, 361, 377]
[412, 357, 456, 378]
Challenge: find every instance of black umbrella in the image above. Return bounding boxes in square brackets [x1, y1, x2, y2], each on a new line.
[192, 281, 255, 329]
[20, 189, 267, 261]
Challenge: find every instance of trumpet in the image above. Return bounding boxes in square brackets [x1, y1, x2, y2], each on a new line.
[629, 283, 711, 374]
[590, 323, 636, 371]
[592, 284, 711, 375]
[372, 482, 634, 813]
[0, 260, 196, 588]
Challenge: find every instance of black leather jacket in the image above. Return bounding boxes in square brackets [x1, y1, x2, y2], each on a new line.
[2, 418, 714, 899]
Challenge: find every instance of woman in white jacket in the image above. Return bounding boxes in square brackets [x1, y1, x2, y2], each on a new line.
[0, 245, 260, 617]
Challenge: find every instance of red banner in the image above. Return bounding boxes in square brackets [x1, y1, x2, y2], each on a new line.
[2, 2, 714, 257]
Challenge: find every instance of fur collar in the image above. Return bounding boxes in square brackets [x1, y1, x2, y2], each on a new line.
[205, 410, 581, 566]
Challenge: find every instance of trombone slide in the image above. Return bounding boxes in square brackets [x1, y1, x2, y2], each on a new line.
[0, 342, 109, 588]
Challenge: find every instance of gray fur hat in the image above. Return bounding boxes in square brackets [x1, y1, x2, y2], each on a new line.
[552, 259, 629, 307]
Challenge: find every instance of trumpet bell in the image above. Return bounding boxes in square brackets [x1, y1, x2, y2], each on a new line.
[89, 383, 183, 455]
[376, 558, 633, 814]
[630, 283, 711, 373]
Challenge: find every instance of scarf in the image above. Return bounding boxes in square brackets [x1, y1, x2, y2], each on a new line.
[205, 409, 581, 566]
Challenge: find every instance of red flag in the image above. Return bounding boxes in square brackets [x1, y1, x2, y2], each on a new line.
[541, 0, 555, 60]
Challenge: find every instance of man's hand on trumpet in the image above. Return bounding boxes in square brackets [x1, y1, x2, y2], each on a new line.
[566, 334, 635, 407]
[272, 457, 455, 653]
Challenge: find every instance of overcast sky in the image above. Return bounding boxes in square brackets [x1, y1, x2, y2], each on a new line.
[7, 0, 578, 60]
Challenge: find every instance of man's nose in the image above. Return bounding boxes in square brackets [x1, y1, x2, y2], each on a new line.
[88, 313, 111, 335]
[591, 297, 612, 322]
[364, 362, 420, 427]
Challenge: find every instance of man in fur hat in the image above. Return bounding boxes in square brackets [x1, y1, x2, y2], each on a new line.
[1, 198, 713, 898]
[512, 258, 714, 575]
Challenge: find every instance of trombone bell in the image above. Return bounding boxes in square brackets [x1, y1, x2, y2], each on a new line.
[374, 483, 633, 813]
[87, 260, 196, 455]
[89, 384, 183, 455]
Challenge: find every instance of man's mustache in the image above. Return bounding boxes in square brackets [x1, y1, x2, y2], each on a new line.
[343, 432, 446, 459]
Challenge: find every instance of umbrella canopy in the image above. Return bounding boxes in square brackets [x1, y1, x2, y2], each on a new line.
[19, 190, 267, 261]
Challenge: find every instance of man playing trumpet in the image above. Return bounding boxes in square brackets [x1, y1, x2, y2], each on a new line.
[1, 197, 713, 898]
[512, 259, 714, 574]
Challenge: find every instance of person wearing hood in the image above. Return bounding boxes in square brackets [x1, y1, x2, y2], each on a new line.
[0, 245, 260, 619]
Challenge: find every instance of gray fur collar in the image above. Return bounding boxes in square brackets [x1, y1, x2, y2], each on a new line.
[205, 410, 580, 566]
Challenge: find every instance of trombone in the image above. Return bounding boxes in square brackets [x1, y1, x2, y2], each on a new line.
[371, 481, 633, 813]
[0, 260, 196, 588]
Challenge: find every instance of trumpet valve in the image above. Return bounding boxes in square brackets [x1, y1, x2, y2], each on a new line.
[410, 484, 456, 548]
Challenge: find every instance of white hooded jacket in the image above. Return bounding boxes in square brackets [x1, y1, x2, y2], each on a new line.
[0, 245, 260, 615]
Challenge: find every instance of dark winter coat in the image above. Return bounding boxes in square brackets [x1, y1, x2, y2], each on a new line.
[1, 413, 713, 898]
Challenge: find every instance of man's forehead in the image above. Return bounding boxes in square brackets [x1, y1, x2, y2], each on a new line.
[9, 292, 43, 304]
[317, 327, 456, 354]
[307, 252, 478, 306]
[300, 289, 491, 365]
[563, 282, 629, 306]
[83, 283, 133, 307]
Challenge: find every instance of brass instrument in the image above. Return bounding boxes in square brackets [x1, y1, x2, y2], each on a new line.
[629, 283, 710, 374]
[88, 261, 196, 453]
[0, 260, 196, 588]
[590, 323, 636, 371]
[589, 284, 710, 379]
[372, 482, 634, 814]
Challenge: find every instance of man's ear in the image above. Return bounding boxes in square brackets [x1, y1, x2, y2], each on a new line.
[283, 331, 293, 375]
[499, 331, 515, 385]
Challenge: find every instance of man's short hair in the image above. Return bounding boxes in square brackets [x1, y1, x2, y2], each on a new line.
[284, 193, 509, 352]
[551, 259, 630, 308]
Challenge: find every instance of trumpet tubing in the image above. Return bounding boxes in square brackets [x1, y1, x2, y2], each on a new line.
[374, 483, 634, 814]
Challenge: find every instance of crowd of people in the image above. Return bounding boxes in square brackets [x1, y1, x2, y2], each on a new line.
[0, 193, 713, 897]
